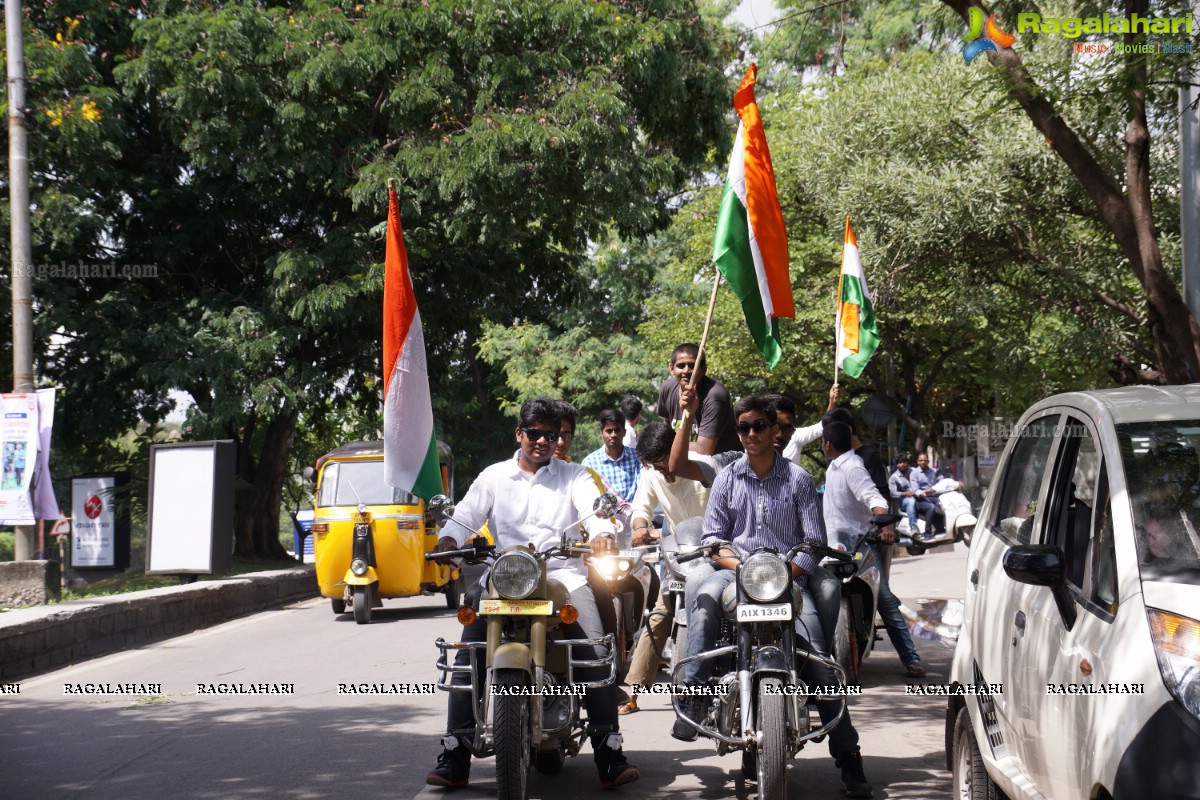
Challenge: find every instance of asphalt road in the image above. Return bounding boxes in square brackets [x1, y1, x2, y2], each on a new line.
[0, 543, 969, 800]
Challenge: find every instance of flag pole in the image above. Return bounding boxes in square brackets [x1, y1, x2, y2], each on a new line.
[834, 216, 849, 385]
[693, 268, 722, 388]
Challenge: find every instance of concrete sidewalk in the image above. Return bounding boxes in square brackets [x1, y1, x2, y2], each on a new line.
[0, 566, 317, 681]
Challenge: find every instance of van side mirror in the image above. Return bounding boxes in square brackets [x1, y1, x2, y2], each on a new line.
[1003, 544, 1077, 630]
[302, 466, 314, 482]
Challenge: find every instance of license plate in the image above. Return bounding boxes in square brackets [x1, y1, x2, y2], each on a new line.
[736, 603, 791, 622]
[479, 599, 554, 616]
[666, 580, 686, 592]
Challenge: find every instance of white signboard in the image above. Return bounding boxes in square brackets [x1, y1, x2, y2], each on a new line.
[72, 475, 118, 568]
[146, 441, 234, 575]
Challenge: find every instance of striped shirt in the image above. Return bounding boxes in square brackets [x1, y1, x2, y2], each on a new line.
[702, 453, 827, 584]
[582, 445, 642, 502]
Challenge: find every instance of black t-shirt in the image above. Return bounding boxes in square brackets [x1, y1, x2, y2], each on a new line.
[657, 375, 741, 454]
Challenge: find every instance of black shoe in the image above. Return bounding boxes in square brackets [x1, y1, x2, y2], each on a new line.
[593, 731, 640, 788]
[425, 735, 471, 788]
[671, 696, 702, 742]
[836, 750, 873, 798]
[912, 532, 934, 544]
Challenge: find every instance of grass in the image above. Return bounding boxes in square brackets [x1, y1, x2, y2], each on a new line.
[56, 556, 304, 602]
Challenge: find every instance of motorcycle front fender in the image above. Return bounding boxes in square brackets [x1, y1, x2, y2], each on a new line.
[491, 642, 533, 674]
[752, 644, 790, 675]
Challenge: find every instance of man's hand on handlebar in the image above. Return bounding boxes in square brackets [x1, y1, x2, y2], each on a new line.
[591, 534, 618, 555]
[878, 525, 896, 545]
[430, 536, 462, 564]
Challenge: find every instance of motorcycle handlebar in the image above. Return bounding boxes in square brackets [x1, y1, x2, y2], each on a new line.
[424, 540, 495, 562]
[675, 543, 718, 563]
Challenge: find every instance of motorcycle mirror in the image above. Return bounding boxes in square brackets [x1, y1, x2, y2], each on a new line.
[427, 494, 455, 521]
[593, 492, 620, 519]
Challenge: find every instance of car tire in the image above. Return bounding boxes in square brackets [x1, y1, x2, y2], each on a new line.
[952, 706, 998, 800]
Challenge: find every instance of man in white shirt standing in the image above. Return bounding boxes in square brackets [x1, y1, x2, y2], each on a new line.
[620, 395, 642, 450]
[427, 397, 639, 789]
[822, 422, 924, 678]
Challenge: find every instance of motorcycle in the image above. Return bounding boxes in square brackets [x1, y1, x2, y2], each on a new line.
[669, 533, 862, 800]
[589, 543, 658, 683]
[424, 493, 620, 800]
[823, 514, 903, 687]
[656, 516, 707, 672]
[894, 478, 977, 555]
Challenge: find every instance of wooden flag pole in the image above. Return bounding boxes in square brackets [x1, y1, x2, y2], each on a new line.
[693, 268, 722, 389]
[833, 217, 849, 385]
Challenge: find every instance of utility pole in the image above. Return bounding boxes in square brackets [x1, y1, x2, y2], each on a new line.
[1183, 76, 1200, 323]
[7, 0, 38, 559]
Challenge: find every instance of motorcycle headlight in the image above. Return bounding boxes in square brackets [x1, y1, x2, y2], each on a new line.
[1148, 608, 1200, 719]
[741, 552, 790, 602]
[594, 556, 632, 579]
[350, 558, 368, 577]
[491, 551, 541, 599]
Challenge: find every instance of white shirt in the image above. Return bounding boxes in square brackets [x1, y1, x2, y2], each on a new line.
[782, 420, 824, 464]
[822, 450, 888, 544]
[446, 452, 616, 591]
[629, 453, 719, 531]
[623, 421, 638, 449]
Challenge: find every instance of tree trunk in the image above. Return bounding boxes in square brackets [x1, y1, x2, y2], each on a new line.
[234, 412, 297, 559]
[941, 0, 1200, 384]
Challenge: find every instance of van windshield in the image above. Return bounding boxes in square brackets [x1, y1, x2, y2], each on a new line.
[319, 461, 419, 507]
[1119, 421, 1200, 578]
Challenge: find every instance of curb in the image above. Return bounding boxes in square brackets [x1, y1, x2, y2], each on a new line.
[0, 567, 317, 681]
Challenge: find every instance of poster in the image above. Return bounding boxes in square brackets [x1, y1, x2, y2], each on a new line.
[0, 393, 41, 525]
[72, 475, 118, 568]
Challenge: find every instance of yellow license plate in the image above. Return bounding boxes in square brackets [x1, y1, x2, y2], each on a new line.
[479, 599, 553, 616]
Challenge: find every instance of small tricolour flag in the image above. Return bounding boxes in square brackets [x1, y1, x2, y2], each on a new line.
[383, 187, 442, 501]
[835, 218, 880, 379]
[712, 63, 794, 369]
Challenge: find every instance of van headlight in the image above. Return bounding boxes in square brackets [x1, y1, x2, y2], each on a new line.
[741, 553, 790, 602]
[350, 558, 369, 577]
[1148, 608, 1200, 719]
[491, 551, 540, 599]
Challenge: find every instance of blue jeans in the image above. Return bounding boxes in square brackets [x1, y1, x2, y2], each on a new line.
[683, 565, 860, 758]
[869, 542, 920, 666]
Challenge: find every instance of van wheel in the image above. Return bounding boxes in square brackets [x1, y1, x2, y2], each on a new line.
[331, 598, 346, 614]
[952, 707, 997, 800]
[906, 544, 927, 556]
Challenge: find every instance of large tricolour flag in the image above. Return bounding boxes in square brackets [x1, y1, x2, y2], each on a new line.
[835, 218, 880, 379]
[383, 187, 442, 501]
[712, 63, 794, 369]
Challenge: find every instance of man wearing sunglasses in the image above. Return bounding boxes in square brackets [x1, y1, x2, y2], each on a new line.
[426, 397, 638, 790]
[673, 396, 873, 798]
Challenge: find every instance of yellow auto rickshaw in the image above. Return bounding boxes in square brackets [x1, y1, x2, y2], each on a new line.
[307, 440, 462, 623]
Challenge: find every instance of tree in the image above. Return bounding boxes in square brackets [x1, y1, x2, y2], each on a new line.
[940, 0, 1200, 384]
[4, 0, 732, 555]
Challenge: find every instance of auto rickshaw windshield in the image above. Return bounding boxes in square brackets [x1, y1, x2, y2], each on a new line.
[319, 460, 419, 507]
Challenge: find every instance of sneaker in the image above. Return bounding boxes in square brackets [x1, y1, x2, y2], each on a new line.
[835, 750, 873, 798]
[593, 731, 640, 788]
[425, 735, 471, 788]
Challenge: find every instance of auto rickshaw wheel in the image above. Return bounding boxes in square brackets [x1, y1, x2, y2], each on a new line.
[353, 586, 372, 624]
[331, 598, 346, 614]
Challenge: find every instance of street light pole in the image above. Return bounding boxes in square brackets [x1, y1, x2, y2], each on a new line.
[7, 0, 38, 559]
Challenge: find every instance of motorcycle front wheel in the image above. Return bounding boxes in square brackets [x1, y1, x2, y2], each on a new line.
[833, 597, 859, 686]
[493, 669, 532, 800]
[756, 677, 788, 800]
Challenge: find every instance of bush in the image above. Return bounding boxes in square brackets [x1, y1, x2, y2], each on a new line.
[0, 531, 13, 561]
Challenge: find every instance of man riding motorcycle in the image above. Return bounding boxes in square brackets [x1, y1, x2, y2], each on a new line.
[673, 395, 874, 799]
[427, 397, 639, 790]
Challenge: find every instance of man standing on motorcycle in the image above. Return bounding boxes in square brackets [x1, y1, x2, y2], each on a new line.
[823, 423, 925, 679]
[675, 395, 875, 799]
[427, 397, 639, 790]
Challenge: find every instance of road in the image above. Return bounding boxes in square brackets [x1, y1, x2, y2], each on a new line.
[0, 543, 968, 800]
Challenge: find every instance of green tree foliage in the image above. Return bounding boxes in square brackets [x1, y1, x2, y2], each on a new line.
[3, 0, 731, 554]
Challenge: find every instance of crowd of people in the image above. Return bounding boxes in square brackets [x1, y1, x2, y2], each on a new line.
[426, 341, 958, 798]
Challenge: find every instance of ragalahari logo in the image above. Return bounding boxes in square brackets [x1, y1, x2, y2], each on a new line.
[963, 7, 1016, 62]
[84, 494, 103, 520]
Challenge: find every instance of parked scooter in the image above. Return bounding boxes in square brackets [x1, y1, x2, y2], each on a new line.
[424, 493, 620, 800]
[824, 513, 903, 687]
[670, 533, 861, 800]
[894, 478, 977, 555]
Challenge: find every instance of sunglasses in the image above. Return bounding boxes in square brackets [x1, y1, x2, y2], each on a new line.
[520, 427, 560, 443]
[736, 420, 772, 435]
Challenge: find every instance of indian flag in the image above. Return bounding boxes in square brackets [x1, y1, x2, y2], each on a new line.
[383, 187, 442, 501]
[712, 63, 794, 369]
[835, 218, 880, 379]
